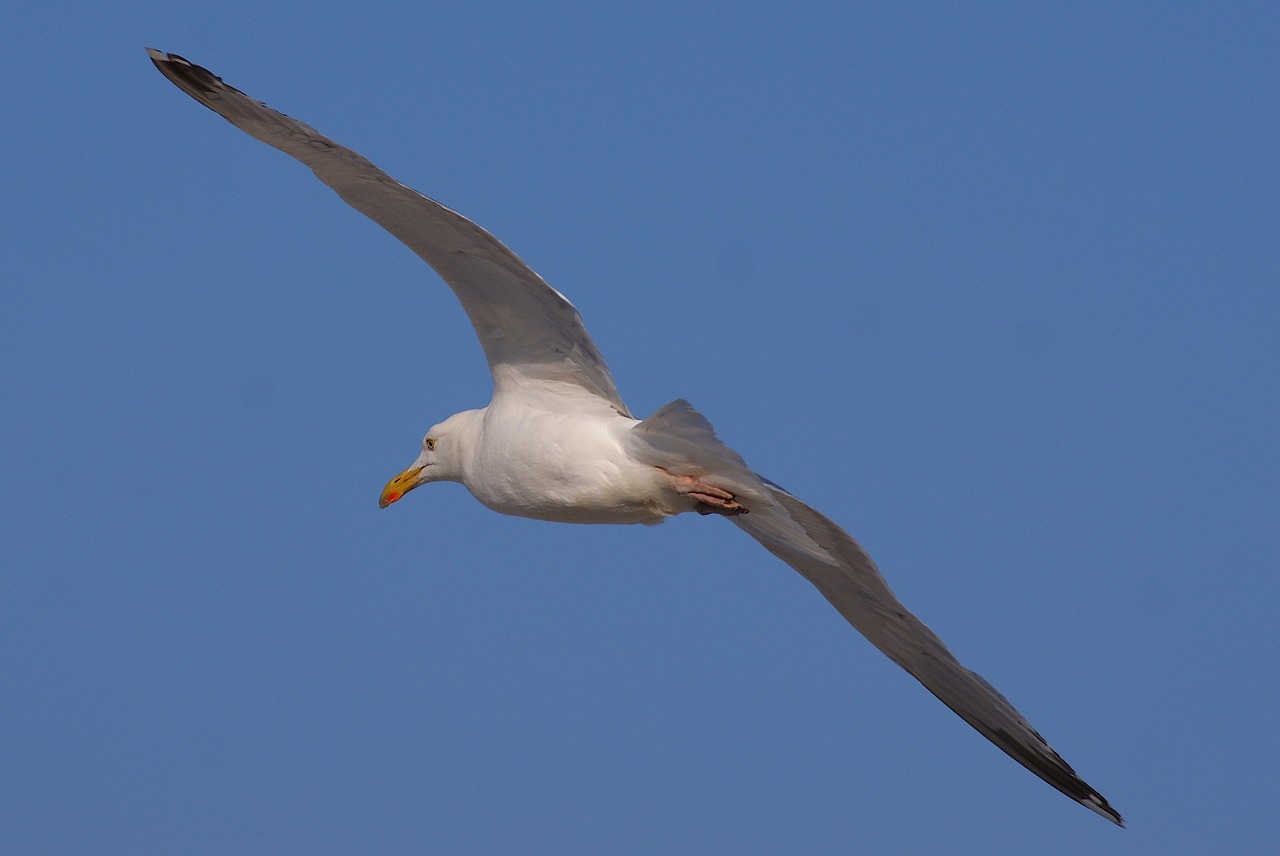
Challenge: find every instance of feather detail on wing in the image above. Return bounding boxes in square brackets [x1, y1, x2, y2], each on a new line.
[732, 481, 1123, 826]
[147, 49, 629, 415]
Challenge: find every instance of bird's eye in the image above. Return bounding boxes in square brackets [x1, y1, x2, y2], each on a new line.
[425, 437, 436, 451]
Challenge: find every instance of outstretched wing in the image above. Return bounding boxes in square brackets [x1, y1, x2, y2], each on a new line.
[733, 481, 1123, 826]
[148, 49, 629, 416]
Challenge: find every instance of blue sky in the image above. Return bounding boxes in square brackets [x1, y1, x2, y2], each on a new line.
[4, 2, 1278, 853]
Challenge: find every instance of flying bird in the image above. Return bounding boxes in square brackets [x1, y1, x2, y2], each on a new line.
[148, 48, 1122, 826]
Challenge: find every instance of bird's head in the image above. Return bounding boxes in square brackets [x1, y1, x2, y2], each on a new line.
[378, 411, 475, 507]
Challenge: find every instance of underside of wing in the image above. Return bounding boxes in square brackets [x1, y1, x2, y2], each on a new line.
[732, 480, 1123, 826]
[148, 49, 629, 415]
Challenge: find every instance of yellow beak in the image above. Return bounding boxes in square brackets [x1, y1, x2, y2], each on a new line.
[379, 465, 426, 508]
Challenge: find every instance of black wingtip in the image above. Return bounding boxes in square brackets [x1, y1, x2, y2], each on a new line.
[147, 48, 253, 118]
[145, 47, 182, 69]
[146, 48, 202, 80]
[1089, 796, 1125, 827]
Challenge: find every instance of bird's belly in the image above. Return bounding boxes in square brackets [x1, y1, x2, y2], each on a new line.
[482, 495, 669, 525]
[468, 461, 676, 525]
[464, 425, 680, 525]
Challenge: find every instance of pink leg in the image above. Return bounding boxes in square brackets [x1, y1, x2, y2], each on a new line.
[670, 474, 748, 516]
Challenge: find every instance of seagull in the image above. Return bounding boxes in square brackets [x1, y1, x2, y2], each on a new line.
[148, 48, 1122, 826]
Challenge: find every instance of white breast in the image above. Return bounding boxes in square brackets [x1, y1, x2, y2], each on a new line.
[461, 400, 680, 525]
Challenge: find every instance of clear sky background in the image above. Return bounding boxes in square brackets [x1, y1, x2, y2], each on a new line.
[3, 2, 1278, 853]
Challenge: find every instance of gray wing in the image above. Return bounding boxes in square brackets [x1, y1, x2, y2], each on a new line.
[148, 49, 629, 416]
[733, 480, 1123, 826]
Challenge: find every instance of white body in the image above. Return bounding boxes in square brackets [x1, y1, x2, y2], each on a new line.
[459, 401, 682, 525]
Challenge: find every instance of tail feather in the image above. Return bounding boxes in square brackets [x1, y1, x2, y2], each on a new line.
[629, 401, 831, 561]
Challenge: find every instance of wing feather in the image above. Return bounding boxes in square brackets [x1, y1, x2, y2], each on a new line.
[733, 480, 1123, 826]
[148, 49, 629, 415]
